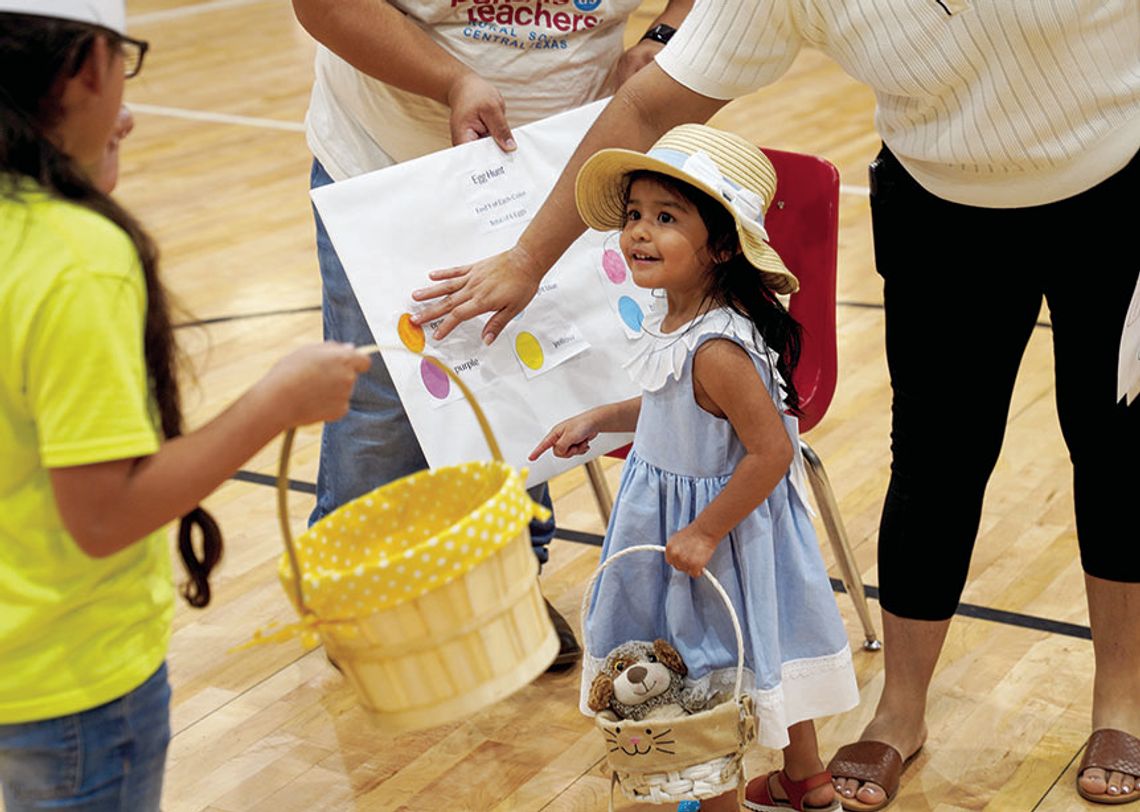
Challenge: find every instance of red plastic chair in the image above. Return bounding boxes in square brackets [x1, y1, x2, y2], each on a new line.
[583, 147, 880, 650]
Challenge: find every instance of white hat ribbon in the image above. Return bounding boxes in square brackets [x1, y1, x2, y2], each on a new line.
[680, 150, 770, 242]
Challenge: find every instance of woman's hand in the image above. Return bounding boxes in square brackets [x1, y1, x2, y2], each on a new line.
[665, 524, 721, 577]
[447, 72, 516, 150]
[411, 245, 542, 344]
[607, 40, 664, 92]
[529, 411, 601, 460]
[259, 342, 371, 430]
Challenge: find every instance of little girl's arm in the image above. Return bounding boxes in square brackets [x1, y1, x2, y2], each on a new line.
[49, 343, 370, 558]
[528, 396, 641, 460]
[666, 339, 793, 577]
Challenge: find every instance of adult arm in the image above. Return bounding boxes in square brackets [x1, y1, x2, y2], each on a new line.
[292, 0, 514, 148]
[50, 344, 369, 558]
[608, 0, 695, 89]
[665, 340, 793, 577]
[410, 62, 725, 343]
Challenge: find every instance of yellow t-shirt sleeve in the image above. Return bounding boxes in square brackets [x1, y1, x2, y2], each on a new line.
[26, 265, 160, 468]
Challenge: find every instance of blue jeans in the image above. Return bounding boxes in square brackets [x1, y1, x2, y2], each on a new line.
[0, 663, 171, 812]
[308, 159, 554, 564]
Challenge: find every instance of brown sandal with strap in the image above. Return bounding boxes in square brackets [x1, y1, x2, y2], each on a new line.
[826, 740, 921, 812]
[1078, 729, 1140, 805]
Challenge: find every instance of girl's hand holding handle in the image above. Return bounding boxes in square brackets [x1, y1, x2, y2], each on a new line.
[529, 411, 600, 460]
[665, 524, 721, 578]
[258, 342, 372, 431]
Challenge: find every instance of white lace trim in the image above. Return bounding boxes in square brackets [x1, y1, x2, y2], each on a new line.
[580, 643, 858, 749]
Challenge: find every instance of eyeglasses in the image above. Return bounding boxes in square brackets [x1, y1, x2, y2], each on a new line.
[117, 34, 149, 79]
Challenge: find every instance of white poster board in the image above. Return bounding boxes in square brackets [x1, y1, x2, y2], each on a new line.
[311, 100, 659, 484]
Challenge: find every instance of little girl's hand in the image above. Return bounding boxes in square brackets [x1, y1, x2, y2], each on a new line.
[528, 414, 599, 460]
[665, 525, 720, 578]
[262, 342, 370, 429]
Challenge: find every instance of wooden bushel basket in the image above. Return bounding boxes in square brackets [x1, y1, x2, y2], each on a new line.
[274, 355, 558, 733]
[581, 545, 757, 808]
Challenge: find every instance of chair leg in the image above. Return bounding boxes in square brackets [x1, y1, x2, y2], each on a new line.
[801, 440, 882, 651]
[585, 458, 613, 526]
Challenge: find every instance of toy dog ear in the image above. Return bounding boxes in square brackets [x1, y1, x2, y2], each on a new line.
[654, 639, 687, 676]
[588, 674, 614, 712]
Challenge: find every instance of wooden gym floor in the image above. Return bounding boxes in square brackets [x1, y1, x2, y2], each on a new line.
[18, 0, 1109, 809]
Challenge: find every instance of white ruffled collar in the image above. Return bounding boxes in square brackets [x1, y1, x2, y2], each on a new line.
[623, 307, 788, 397]
[622, 306, 813, 515]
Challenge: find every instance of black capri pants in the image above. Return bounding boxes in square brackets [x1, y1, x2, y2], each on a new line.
[870, 144, 1140, 621]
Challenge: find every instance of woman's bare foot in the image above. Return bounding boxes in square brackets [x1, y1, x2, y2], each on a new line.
[830, 712, 926, 807]
[1079, 758, 1138, 801]
[1080, 575, 1140, 803]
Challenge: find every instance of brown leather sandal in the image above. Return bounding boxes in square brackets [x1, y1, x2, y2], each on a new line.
[1077, 729, 1140, 805]
[826, 740, 921, 812]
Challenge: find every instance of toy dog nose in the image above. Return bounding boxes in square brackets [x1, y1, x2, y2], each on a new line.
[627, 665, 648, 683]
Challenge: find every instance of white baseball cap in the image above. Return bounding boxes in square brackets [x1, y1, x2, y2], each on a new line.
[0, 1, 126, 33]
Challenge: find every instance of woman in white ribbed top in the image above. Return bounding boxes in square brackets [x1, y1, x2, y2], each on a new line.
[412, 1, 1140, 809]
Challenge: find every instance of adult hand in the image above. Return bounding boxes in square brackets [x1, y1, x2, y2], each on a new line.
[665, 524, 720, 578]
[261, 342, 371, 429]
[96, 105, 135, 194]
[447, 72, 516, 151]
[411, 245, 542, 344]
[607, 40, 664, 92]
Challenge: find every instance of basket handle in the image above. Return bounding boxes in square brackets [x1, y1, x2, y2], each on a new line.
[276, 346, 506, 615]
[579, 543, 746, 701]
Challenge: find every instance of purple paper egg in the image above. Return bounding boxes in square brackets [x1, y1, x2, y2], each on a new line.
[420, 358, 450, 399]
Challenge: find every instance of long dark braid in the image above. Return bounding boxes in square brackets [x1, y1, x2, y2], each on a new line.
[1, 14, 222, 607]
[626, 170, 803, 413]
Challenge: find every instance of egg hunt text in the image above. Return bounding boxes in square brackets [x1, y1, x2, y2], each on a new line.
[454, 0, 600, 32]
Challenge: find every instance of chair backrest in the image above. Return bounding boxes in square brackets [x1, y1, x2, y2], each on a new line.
[760, 147, 840, 434]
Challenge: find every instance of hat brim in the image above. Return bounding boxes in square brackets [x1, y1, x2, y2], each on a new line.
[575, 148, 799, 295]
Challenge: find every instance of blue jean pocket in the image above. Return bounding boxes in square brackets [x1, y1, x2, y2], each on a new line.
[0, 663, 170, 812]
[0, 714, 81, 802]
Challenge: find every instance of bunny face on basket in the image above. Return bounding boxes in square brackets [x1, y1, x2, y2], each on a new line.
[588, 639, 691, 721]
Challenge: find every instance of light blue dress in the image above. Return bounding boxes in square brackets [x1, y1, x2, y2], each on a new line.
[580, 308, 859, 749]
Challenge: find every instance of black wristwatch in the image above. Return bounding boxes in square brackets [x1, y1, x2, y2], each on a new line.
[640, 23, 676, 45]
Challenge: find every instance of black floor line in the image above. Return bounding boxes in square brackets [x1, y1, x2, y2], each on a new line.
[232, 468, 315, 494]
[235, 469, 1091, 641]
[174, 304, 320, 329]
[175, 300, 1052, 333]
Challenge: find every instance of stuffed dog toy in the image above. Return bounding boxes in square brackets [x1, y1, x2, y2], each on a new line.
[587, 639, 704, 721]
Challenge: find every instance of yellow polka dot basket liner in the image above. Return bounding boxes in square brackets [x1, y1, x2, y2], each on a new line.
[582, 545, 757, 810]
[263, 352, 559, 733]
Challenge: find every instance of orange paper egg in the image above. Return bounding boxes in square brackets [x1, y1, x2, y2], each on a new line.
[397, 313, 425, 353]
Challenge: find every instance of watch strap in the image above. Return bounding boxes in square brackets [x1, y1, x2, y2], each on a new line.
[640, 23, 676, 45]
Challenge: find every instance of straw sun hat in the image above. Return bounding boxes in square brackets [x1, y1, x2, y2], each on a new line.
[575, 123, 798, 295]
[0, 0, 125, 33]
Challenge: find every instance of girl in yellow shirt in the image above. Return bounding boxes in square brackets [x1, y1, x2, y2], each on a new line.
[0, 3, 369, 809]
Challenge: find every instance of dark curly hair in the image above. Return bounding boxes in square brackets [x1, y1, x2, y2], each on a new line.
[624, 170, 803, 413]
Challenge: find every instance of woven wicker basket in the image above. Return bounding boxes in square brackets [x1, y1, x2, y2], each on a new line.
[581, 545, 757, 808]
[274, 354, 558, 733]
